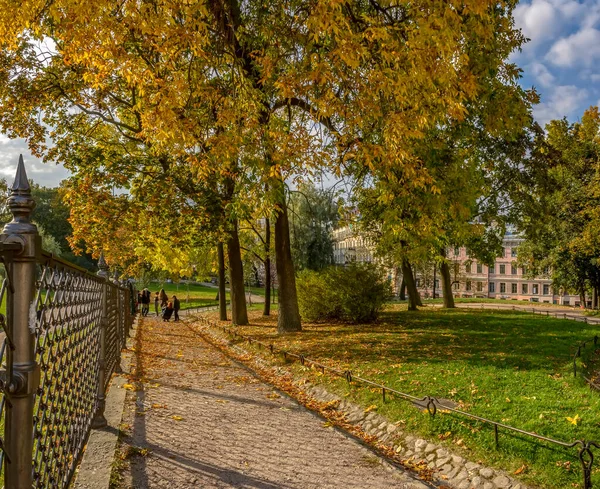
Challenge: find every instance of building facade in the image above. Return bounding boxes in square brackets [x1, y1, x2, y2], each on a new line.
[332, 226, 581, 306]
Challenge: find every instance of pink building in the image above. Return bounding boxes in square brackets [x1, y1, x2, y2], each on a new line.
[420, 234, 581, 305]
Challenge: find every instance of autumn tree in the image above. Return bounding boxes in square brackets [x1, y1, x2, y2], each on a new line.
[516, 107, 600, 308]
[0, 0, 538, 326]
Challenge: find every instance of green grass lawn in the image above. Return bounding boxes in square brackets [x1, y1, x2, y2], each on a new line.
[149, 282, 225, 310]
[207, 304, 600, 488]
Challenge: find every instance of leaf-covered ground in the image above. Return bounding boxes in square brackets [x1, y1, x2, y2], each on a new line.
[206, 304, 600, 488]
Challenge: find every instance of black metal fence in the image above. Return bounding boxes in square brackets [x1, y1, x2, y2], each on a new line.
[0, 157, 134, 488]
[194, 313, 600, 489]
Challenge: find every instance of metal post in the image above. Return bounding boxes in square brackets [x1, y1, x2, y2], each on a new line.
[112, 271, 123, 374]
[92, 252, 109, 428]
[1, 156, 41, 489]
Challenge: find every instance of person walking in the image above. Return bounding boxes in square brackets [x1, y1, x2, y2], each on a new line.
[163, 301, 174, 322]
[141, 288, 151, 316]
[154, 292, 160, 316]
[172, 295, 181, 321]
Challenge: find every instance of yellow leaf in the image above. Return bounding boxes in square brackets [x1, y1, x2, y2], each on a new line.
[566, 415, 581, 425]
[123, 384, 136, 391]
[171, 415, 184, 421]
[514, 464, 527, 475]
[364, 404, 378, 413]
[505, 397, 511, 403]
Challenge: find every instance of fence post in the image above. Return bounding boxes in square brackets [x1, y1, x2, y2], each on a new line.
[92, 252, 109, 428]
[1, 157, 41, 488]
[112, 271, 124, 374]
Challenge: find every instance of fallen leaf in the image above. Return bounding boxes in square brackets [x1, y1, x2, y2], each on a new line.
[364, 404, 378, 413]
[123, 384, 136, 391]
[171, 415, 184, 421]
[566, 414, 581, 425]
[514, 464, 527, 475]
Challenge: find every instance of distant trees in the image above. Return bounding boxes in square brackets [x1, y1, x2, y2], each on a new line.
[289, 185, 340, 272]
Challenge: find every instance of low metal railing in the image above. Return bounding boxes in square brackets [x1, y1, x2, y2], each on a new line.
[0, 157, 134, 488]
[194, 313, 600, 489]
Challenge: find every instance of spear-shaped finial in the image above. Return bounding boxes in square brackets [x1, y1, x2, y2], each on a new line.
[6, 154, 35, 224]
[97, 252, 109, 278]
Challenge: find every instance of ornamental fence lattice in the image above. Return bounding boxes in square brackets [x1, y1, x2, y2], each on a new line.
[0, 157, 134, 488]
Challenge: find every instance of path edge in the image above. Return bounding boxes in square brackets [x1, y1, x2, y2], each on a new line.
[71, 319, 137, 489]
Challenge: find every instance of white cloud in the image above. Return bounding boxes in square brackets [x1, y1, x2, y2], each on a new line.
[533, 85, 589, 125]
[546, 27, 600, 67]
[529, 61, 556, 87]
[0, 135, 69, 187]
[515, 0, 559, 43]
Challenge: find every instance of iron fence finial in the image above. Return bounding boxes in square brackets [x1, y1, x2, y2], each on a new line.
[4, 155, 37, 234]
[97, 252, 109, 279]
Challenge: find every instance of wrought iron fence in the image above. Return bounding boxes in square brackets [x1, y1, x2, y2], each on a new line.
[0, 157, 134, 488]
[195, 314, 600, 489]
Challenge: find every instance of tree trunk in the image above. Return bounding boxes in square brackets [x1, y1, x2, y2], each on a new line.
[432, 264, 437, 299]
[227, 219, 248, 325]
[440, 261, 455, 308]
[399, 278, 406, 300]
[580, 284, 587, 309]
[412, 265, 423, 306]
[401, 258, 421, 311]
[263, 217, 271, 316]
[274, 189, 302, 333]
[217, 242, 227, 321]
[593, 285, 599, 310]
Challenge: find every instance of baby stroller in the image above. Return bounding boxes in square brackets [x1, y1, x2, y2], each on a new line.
[162, 302, 174, 322]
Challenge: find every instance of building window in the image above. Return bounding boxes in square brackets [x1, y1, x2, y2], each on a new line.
[477, 263, 482, 274]
[454, 247, 460, 256]
[434, 279, 439, 289]
[477, 282, 483, 292]
[466, 281, 472, 291]
[511, 248, 518, 257]
[543, 267, 550, 275]
[532, 284, 539, 295]
[416, 278, 421, 288]
[522, 266, 527, 275]
[543, 284, 550, 295]
[522, 283, 528, 294]
[489, 282, 495, 293]
[511, 264, 517, 275]
[453, 282, 459, 290]
[466, 263, 471, 273]
[489, 265, 495, 274]
[454, 263, 460, 275]
[499, 264, 506, 274]
[511, 283, 517, 294]
[500, 283, 506, 293]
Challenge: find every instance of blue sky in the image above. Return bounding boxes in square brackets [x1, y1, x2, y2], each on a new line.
[1, 1, 599, 187]
[513, 0, 600, 125]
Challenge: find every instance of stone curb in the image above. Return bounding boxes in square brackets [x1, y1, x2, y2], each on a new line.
[72, 320, 137, 489]
[196, 319, 531, 489]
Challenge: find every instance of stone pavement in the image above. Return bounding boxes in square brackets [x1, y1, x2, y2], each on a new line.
[112, 315, 434, 489]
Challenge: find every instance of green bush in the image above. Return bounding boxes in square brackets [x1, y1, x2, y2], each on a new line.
[296, 263, 392, 323]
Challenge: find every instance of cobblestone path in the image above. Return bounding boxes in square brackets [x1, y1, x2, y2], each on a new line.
[115, 316, 433, 489]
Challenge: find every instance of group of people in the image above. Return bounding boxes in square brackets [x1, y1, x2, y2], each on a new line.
[137, 288, 181, 322]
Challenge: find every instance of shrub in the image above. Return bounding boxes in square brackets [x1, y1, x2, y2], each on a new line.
[296, 263, 392, 323]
